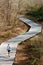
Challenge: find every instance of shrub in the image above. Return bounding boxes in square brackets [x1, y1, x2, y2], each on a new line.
[25, 6, 43, 22]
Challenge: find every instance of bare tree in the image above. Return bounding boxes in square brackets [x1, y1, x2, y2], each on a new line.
[6, 0, 11, 26]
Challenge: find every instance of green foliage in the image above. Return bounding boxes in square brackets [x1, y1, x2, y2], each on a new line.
[27, 45, 42, 65]
[25, 6, 43, 22]
[28, 57, 38, 65]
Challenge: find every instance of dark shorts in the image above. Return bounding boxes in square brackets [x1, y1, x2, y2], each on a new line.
[8, 50, 10, 52]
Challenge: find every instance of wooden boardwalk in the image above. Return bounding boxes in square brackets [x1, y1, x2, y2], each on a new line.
[0, 17, 41, 65]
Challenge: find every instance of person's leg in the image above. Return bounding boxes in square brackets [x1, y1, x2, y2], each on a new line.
[8, 50, 10, 57]
[8, 52, 10, 57]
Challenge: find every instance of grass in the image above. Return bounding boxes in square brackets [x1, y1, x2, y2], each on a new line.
[0, 19, 29, 43]
[0, 32, 10, 38]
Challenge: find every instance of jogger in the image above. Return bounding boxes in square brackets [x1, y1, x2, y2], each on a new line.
[7, 44, 11, 57]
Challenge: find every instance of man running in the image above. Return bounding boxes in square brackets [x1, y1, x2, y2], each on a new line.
[7, 44, 11, 57]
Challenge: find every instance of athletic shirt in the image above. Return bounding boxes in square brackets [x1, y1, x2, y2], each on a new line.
[7, 45, 11, 51]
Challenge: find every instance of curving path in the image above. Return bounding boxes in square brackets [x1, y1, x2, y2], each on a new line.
[0, 17, 41, 65]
